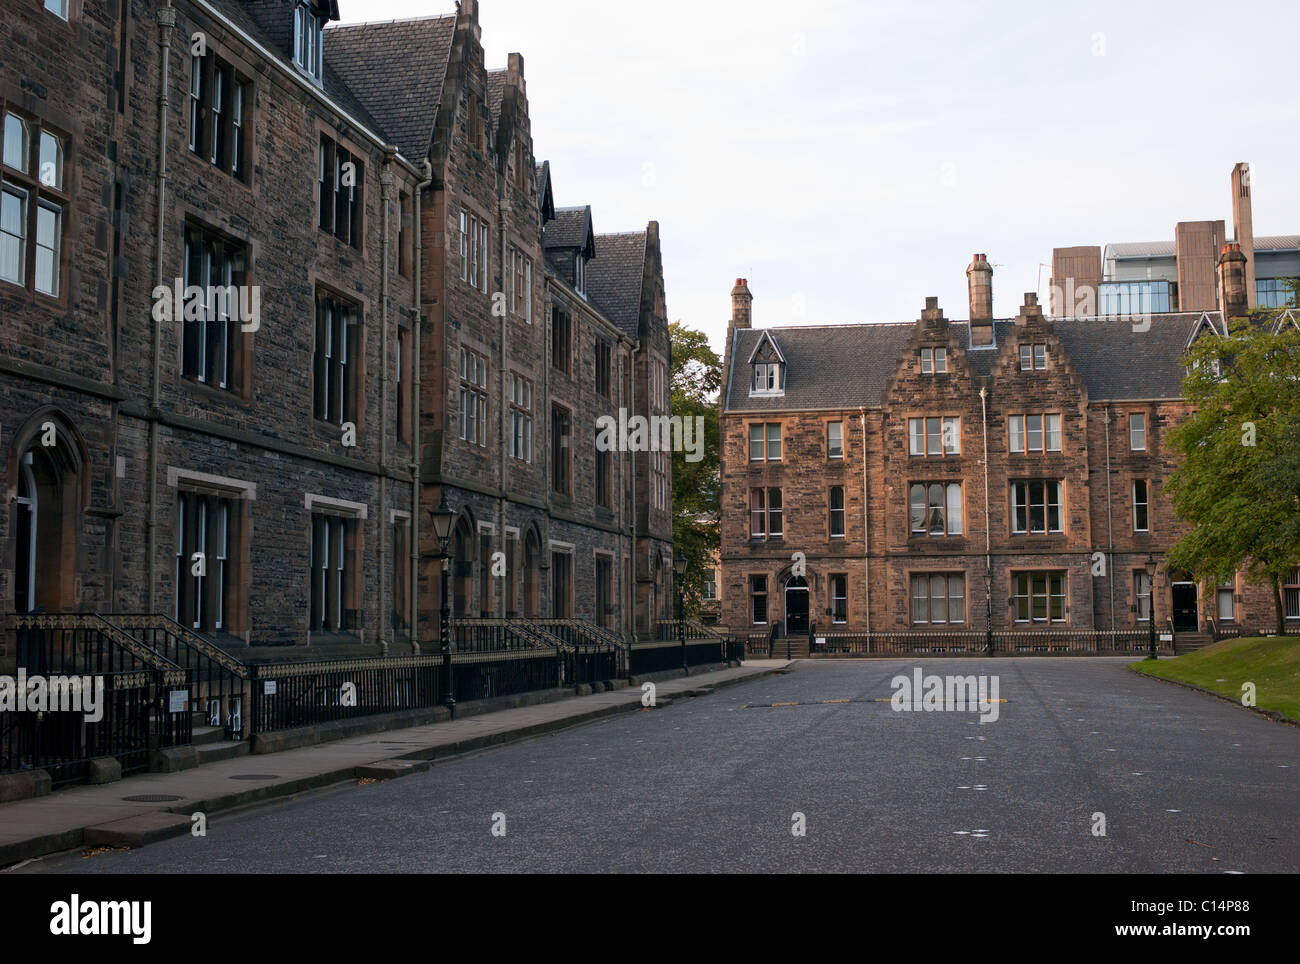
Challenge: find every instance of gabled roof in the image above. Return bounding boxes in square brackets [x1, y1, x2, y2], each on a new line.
[536, 161, 554, 222]
[585, 232, 647, 338]
[323, 15, 457, 162]
[1271, 308, 1299, 333]
[544, 206, 595, 257]
[1184, 311, 1227, 350]
[724, 312, 1216, 412]
[746, 329, 785, 364]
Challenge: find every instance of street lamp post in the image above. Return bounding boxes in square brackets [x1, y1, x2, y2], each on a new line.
[430, 497, 456, 716]
[674, 550, 688, 674]
[984, 570, 994, 657]
[1145, 553, 1157, 660]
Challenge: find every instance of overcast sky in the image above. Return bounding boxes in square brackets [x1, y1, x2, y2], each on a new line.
[338, 0, 1300, 351]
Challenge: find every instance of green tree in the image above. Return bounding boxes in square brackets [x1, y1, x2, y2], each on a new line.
[669, 321, 721, 615]
[1165, 312, 1300, 634]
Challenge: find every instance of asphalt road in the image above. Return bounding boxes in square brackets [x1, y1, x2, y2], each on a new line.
[31, 659, 1300, 873]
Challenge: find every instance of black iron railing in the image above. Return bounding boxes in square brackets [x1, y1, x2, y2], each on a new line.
[527, 618, 627, 682]
[804, 629, 1167, 656]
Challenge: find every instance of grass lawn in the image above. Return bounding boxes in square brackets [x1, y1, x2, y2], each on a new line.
[1131, 636, 1300, 721]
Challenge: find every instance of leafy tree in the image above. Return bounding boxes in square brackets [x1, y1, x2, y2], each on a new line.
[1165, 311, 1300, 634]
[669, 321, 721, 615]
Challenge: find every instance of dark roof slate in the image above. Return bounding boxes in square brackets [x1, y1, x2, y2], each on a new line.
[724, 311, 1218, 411]
[323, 16, 457, 162]
[543, 206, 592, 250]
[585, 232, 647, 337]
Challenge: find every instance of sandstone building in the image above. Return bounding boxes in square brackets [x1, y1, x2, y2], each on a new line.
[0, 0, 673, 666]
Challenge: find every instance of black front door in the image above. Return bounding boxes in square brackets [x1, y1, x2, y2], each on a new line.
[1171, 583, 1198, 632]
[785, 581, 809, 636]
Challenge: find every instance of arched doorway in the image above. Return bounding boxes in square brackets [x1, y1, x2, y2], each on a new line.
[451, 517, 475, 618]
[522, 528, 540, 617]
[13, 442, 77, 614]
[784, 575, 809, 636]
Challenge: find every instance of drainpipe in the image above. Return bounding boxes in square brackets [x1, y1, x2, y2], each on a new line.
[497, 194, 510, 617]
[980, 385, 992, 645]
[378, 153, 395, 654]
[147, 3, 177, 614]
[1103, 406, 1115, 630]
[859, 407, 869, 632]
[410, 159, 433, 652]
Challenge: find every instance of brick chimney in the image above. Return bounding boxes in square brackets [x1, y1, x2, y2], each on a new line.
[1231, 163, 1256, 309]
[1217, 242, 1248, 318]
[730, 278, 753, 329]
[967, 253, 994, 346]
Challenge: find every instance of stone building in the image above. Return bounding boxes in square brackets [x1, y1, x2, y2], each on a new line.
[0, 0, 673, 667]
[718, 242, 1297, 640]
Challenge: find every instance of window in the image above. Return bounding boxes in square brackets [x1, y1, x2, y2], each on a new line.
[524, 257, 533, 323]
[1011, 481, 1063, 534]
[828, 486, 845, 538]
[552, 307, 572, 373]
[919, 347, 947, 374]
[749, 423, 782, 461]
[651, 358, 668, 412]
[1129, 412, 1146, 451]
[1216, 582, 1234, 623]
[749, 487, 783, 539]
[1013, 572, 1066, 623]
[827, 421, 843, 459]
[396, 328, 410, 443]
[1285, 569, 1300, 621]
[909, 482, 963, 536]
[1, 113, 65, 295]
[908, 416, 959, 456]
[458, 347, 488, 447]
[595, 339, 613, 399]
[551, 405, 571, 495]
[508, 373, 533, 463]
[1132, 479, 1149, 532]
[1134, 571, 1152, 622]
[44, 0, 69, 19]
[1019, 343, 1047, 370]
[188, 56, 248, 180]
[183, 224, 247, 392]
[911, 573, 965, 624]
[1009, 414, 1061, 453]
[830, 574, 847, 623]
[750, 575, 768, 624]
[1099, 280, 1171, 316]
[752, 361, 781, 394]
[595, 556, 613, 628]
[478, 220, 489, 292]
[313, 292, 360, 423]
[310, 513, 356, 632]
[317, 136, 362, 247]
[551, 551, 572, 618]
[574, 253, 585, 297]
[703, 573, 717, 601]
[595, 443, 611, 508]
[458, 210, 469, 282]
[293, 1, 325, 84]
[175, 491, 239, 632]
[651, 450, 666, 510]
[1256, 278, 1298, 309]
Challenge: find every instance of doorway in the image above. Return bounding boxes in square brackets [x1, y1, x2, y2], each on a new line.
[785, 576, 809, 636]
[13, 445, 75, 614]
[1171, 582, 1199, 632]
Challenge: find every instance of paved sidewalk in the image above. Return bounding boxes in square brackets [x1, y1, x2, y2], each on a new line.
[0, 662, 789, 866]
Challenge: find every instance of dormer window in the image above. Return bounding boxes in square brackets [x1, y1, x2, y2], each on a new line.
[747, 331, 785, 397]
[294, 2, 325, 84]
[752, 362, 780, 393]
[574, 253, 586, 298]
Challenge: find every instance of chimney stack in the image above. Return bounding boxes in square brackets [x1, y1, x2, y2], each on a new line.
[1217, 242, 1248, 318]
[1231, 162, 1256, 309]
[730, 278, 753, 329]
[967, 253, 994, 345]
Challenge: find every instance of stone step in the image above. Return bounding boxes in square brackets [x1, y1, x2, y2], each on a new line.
[195, 739, 250, 766]
[191, 725, 226, 746]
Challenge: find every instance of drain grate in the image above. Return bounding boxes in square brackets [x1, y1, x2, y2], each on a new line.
[122, 794, 184, 803]
[228, 774, 279, 781]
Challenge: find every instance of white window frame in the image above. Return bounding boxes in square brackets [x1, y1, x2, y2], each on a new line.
[1129, 412, 1147, 451]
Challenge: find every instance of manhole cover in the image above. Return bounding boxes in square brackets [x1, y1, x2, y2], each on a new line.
[122, 794, 184, 803]
[229, 774, 279, 781]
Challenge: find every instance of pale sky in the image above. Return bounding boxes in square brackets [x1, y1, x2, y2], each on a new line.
[338, 0, 1300, 351]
